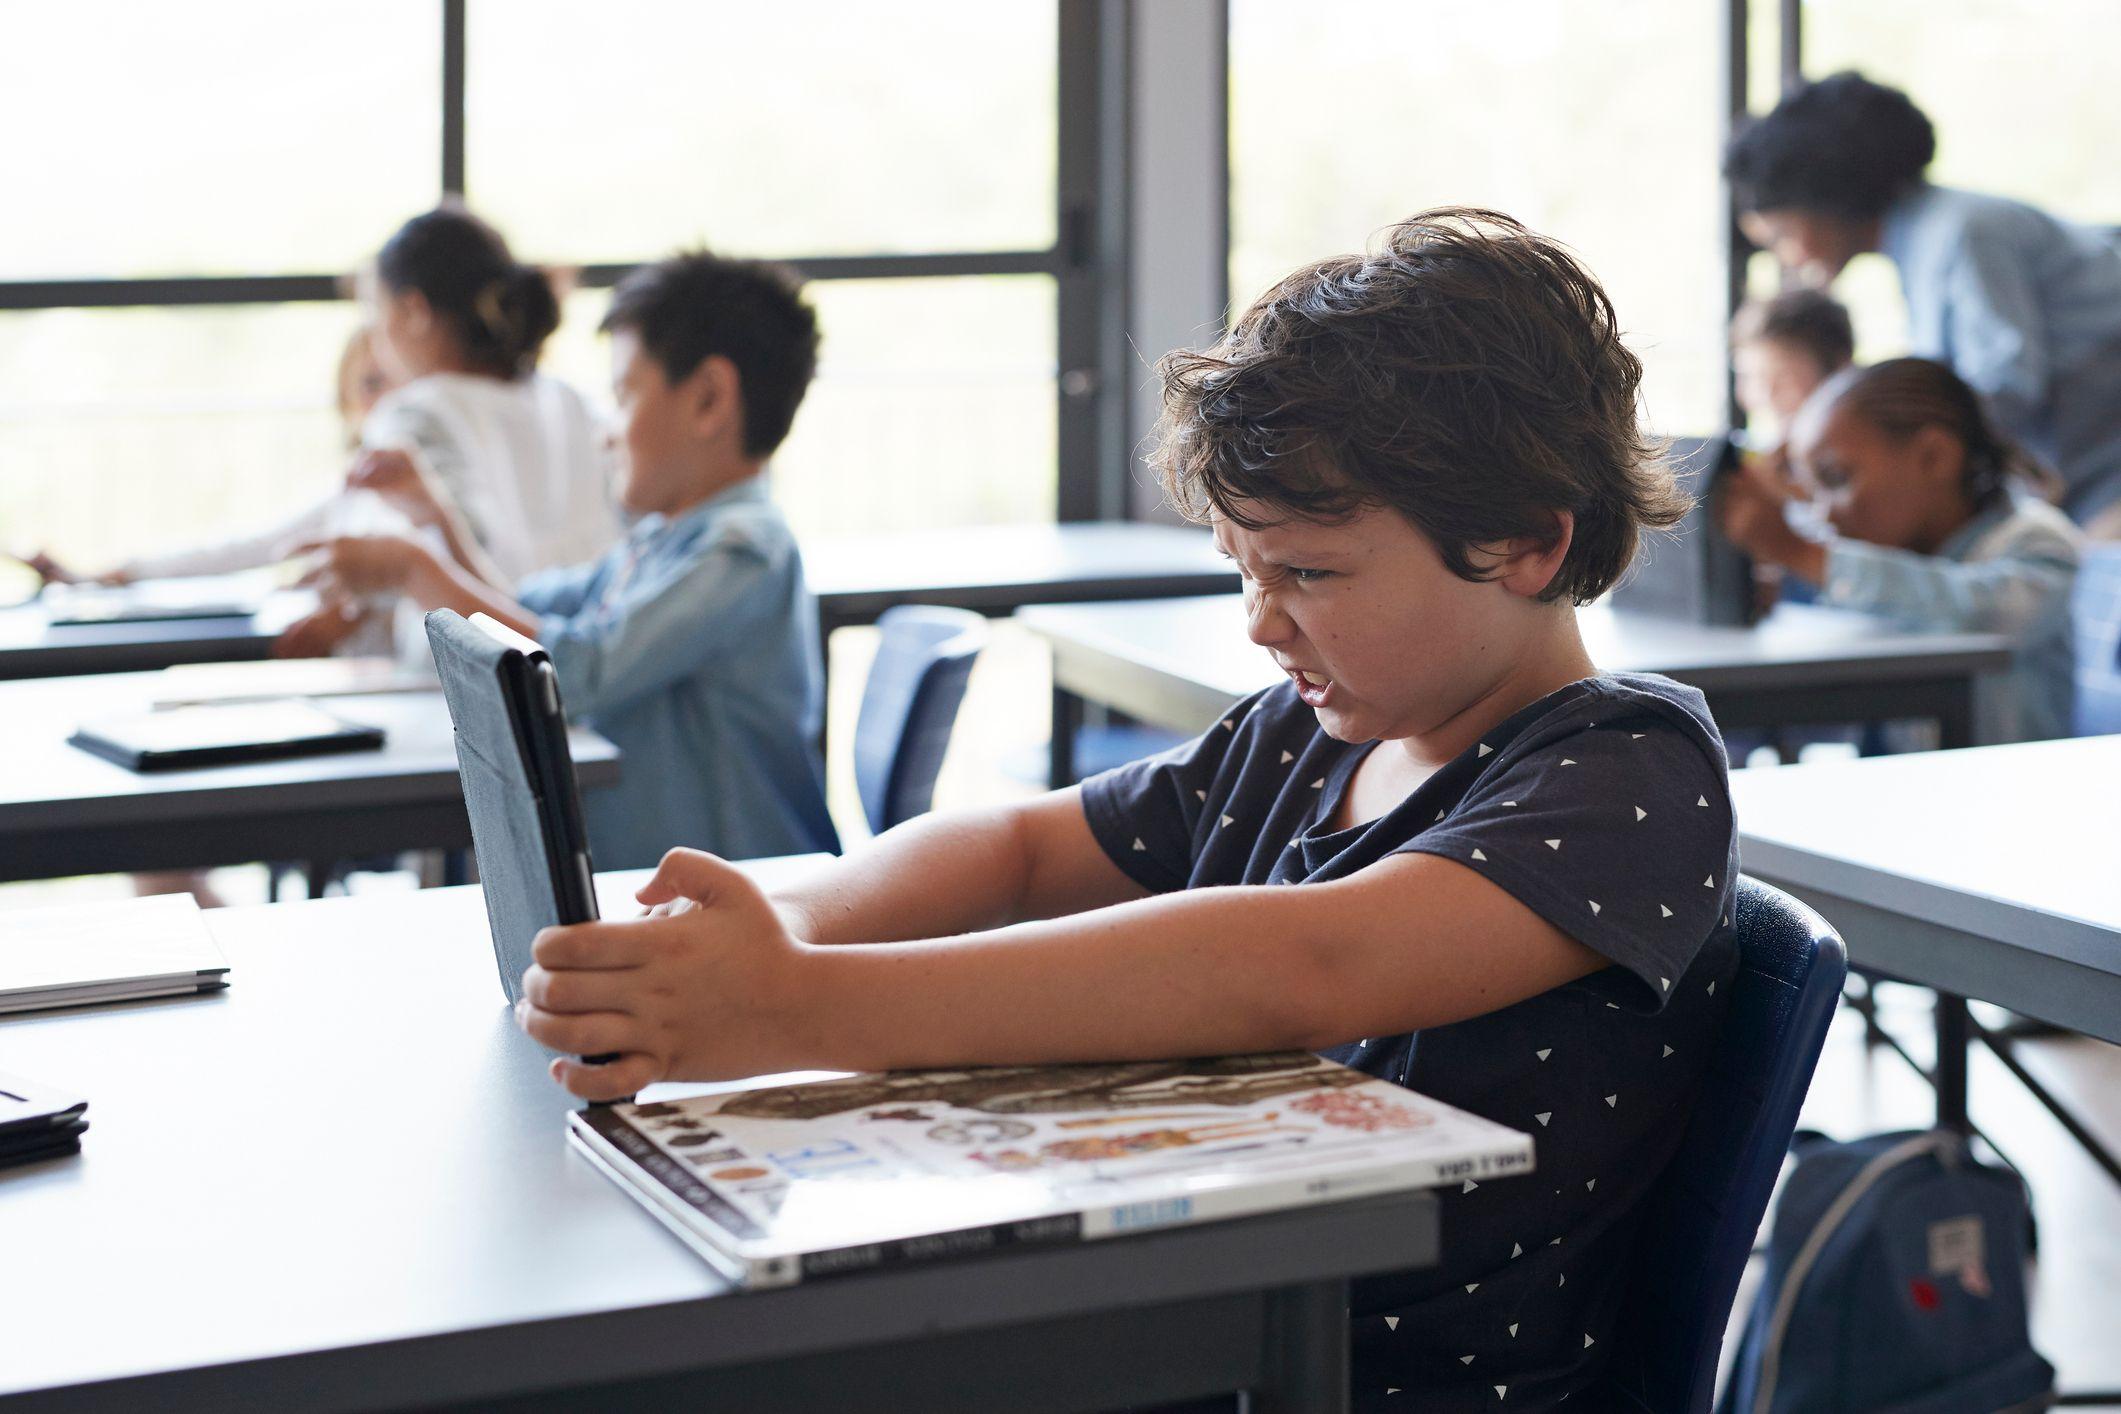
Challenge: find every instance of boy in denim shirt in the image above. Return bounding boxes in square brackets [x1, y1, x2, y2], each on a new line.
[306, 252, 838, 867]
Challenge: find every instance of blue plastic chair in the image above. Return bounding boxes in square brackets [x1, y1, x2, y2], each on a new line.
[2071, 543, 2121, 736]
[852, 605, 989, 836]
[1600, 876, 1849, 1413]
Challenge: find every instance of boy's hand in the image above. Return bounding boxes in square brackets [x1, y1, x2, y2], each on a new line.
[517, 849, 813, 1101]
[293, 534, 432, 597]
[346, 448, 450, 528]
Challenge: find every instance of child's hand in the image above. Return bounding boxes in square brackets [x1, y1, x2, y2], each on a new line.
[1717, 462, 1800, 561]
[270, 592, 369, 658]
[293, 534, 429, 597]
[346, 448, 450, 528]
[517, 849, 814, 1101]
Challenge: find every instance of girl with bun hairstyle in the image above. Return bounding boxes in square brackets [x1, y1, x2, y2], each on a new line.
[44, 208, 619, 660]
[1725, 72, 2121, 533]
[350, 205, 620, 591]
[1720, 356, 2081, 742]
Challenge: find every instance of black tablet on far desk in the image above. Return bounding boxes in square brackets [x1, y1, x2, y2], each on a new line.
[67, 700, 386, 771]
[425, 610, 599, 1007]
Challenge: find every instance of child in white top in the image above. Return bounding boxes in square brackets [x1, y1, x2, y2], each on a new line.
[353, 206, 619, 585]
[45, 209, 621, 657]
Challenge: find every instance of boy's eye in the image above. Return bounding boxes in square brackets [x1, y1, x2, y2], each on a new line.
[1288, 567, 1332, 583]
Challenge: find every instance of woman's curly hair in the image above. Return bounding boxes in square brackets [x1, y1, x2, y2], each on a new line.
[1724, 72, 1936, 221]
[1150, 207, 1687, 605]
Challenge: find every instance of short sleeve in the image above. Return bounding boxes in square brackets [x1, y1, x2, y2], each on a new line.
[1401, 711, 1735, 1012]
[1079, 690, 1271, 894]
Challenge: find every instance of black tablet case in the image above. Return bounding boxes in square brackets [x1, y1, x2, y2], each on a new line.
[426, 610, 600, 1005]
[67, 703, 386, 772]
[0, 1070, 89, 1169]
[1609, 434, 1757, 627]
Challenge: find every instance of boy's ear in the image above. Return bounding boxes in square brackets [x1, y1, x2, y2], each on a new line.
[1481, 511, 1575, 600]
[683, 354, 744, 443]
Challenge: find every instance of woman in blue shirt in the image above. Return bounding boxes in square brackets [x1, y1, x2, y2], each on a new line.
[1725, 71, 2121, 533]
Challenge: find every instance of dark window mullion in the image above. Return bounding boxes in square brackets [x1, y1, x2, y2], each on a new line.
[443, 0, 466, 197]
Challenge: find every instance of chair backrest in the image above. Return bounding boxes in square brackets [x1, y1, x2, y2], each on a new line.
[2071, 543, 2121, 736]
[1601, 875, 1849, 1414]
[1608, 435, 1756, 626]
[853, 605, 989, 836]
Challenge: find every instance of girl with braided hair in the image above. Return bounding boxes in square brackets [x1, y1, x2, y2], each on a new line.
[1719, 356, 2081, 741]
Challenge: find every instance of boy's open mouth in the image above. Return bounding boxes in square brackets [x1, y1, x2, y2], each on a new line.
[1288, 667, 1334, 708]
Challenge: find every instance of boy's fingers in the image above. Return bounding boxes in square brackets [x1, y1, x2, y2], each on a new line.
[521, 964, 635, 1014]
[531, 921, 651, 970]
[551, 1052, 658, 1102]
[636, 847, 747, 907]
[517, 1002, 640, 1058]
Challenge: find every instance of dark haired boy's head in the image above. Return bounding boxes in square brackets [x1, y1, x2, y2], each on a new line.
[1726, 72, 1935, 280]
[599, 251, 820, 516]
[1154, 207, 1685, 608]
[1732, 288, 1855, 428]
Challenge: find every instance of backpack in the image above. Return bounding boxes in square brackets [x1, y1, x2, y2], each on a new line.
[1718, 1129, 2054, 1414]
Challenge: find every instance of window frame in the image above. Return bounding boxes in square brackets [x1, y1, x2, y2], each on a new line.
[0, 0, 1134, 522]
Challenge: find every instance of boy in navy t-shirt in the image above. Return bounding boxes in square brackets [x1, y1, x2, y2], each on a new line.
[515, 208, 1740, 1408]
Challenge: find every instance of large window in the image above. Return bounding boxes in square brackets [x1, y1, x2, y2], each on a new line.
[0, 2, 1069, 574]
[1228, 0, 1730, 439]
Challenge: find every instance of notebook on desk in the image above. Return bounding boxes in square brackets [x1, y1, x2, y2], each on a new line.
[0, 893, 229, 1015]
[68, 700, 386, 771]
[571, 1052, 1533, 1289]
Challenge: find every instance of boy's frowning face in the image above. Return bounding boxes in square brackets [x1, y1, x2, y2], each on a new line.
[1213, 502, 1542, 747]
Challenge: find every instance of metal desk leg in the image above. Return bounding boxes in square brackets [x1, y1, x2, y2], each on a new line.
[1937, 682, 1975, 750]
[306, 860, 337, 901]
[1253, 1280, 1349, 1414]
[1049, 685, 1083, 790]
[1934, 993, 1971, 1134]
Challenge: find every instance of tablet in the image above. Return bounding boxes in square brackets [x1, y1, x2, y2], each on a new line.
[426, 610, 599, 1006]
[68, 700, 386, 771]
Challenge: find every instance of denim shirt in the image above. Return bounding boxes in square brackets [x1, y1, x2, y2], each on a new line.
[517, 477, 839, 869]
[1821, 489, 2082, 742]
[1881, 184, 2121, 522]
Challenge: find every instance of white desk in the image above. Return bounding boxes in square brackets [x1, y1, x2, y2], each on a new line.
[1731, 737, 2121, 1142]
[0, 865, 1438, 1413]
[805, 522, 1239, 638]
[1022, 595, 2014, 786]
[0, 668, 619, 884]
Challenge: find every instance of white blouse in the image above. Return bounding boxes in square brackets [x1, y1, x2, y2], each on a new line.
[361, 371, 623, 587]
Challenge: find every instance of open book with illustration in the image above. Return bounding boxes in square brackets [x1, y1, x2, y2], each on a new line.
[571, 1051, 1532, 1288]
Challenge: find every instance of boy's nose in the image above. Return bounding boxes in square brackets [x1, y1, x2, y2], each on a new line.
[1244, 585, 1296, 647]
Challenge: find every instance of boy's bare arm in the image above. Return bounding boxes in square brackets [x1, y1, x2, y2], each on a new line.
[519, 846, 1607, 1100]
[763, 790, 1151, 946]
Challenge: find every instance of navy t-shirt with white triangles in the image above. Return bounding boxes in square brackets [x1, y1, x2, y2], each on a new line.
[1080, 672, 1740, 1411]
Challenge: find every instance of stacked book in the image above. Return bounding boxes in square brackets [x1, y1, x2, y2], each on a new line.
[573, 1050, 1533, 1288]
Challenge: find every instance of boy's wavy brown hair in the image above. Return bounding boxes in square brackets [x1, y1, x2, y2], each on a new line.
[1151, 208, 1687, 604]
